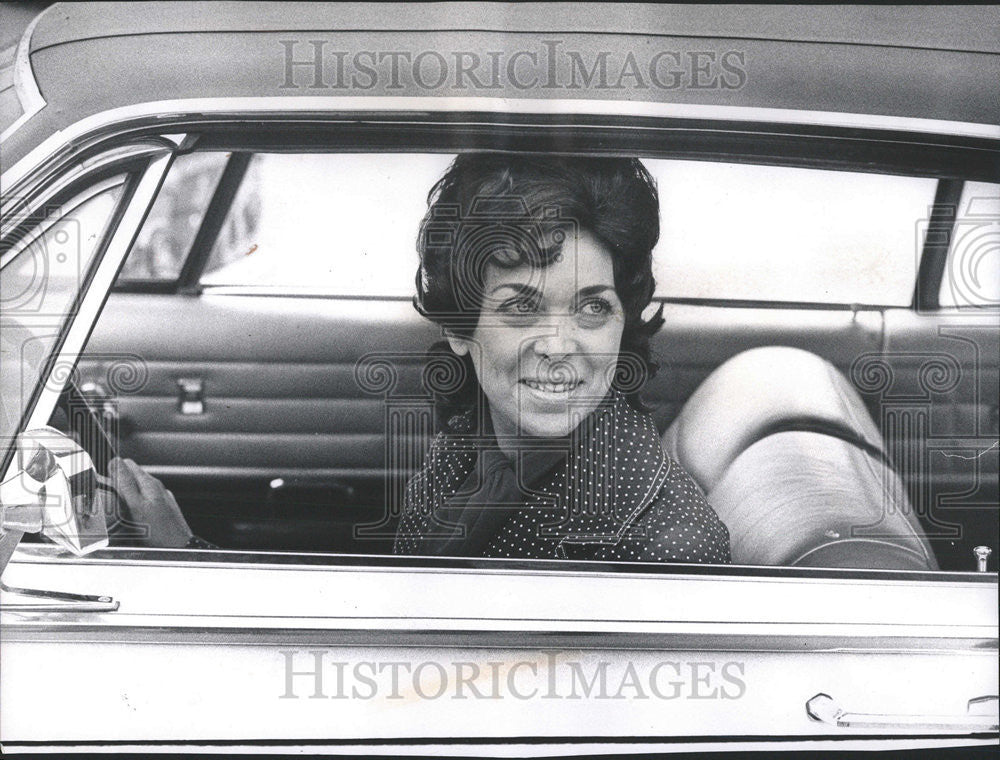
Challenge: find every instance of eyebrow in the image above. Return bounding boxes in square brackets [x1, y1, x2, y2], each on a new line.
[487, 283, 618, 297]
[577, 285, 617, 298]
[489, 283, 540, 297]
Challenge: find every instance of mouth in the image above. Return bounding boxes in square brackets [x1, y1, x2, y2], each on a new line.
[520, 379, 583, 394]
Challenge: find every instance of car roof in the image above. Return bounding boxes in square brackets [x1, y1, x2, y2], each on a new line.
[2, 2, 999, 175]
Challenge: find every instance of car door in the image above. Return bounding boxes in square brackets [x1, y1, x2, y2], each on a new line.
[1, 547, 996, 752]
[3, 121, 998, 755]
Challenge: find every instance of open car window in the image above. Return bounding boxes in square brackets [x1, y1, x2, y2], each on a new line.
[649, 161, 938, 306]
[200, 153, 454, 293]
[85, 145, 999, 577]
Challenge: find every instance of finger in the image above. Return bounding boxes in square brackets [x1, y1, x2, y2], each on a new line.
[161, 489, 193, 543]
[106, 458, 143, 530]
[108, 457, 142, 507]
[121, 458, 161, 504]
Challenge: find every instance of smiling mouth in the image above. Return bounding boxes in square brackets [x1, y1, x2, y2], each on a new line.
[521, 379, 582, 393]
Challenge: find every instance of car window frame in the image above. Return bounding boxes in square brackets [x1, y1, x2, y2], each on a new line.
[104, 116, 1000, 315]
[4, 116, 998, 582]
[0, 143, 177, 476]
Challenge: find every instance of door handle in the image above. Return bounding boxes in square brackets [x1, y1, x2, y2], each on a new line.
[177, 378, 204, 415]
[806, 693, 998, 732]
[0, 581, 119, 613]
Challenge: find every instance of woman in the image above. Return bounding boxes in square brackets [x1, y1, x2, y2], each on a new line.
[393, 154, 730, 563]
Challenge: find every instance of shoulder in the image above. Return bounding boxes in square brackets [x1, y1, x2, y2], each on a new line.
[638, 456, 731, 562]
[403, 426, 476, 503]
[610, 395, 660, 437]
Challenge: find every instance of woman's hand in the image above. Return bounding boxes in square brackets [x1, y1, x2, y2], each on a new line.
[107, 457, 194, 548]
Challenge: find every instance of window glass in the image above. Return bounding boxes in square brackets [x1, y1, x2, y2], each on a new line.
[195, 154, 937, 306]
[117, 152, 228, 281]
[199, 153, 455, 294]
[0, 176, 128, 446]
[646, 160, 937, 306]
[939, 181, 1000, 308]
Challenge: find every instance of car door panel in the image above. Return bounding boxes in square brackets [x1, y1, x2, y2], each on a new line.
[82, 294, 439, 474]
[80, 293, 440, 550]
[86, 298, 885, 462]
[878, 309, 1000, 570]
[1, 548, 996, 748]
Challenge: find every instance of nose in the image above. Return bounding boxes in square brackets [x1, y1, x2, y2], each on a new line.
[529, 318, 578, 360]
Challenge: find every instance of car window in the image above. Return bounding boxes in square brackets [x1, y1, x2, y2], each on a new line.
[0, 176, 128, 445]
[130, 153, 941, 308]
[117, 152, 228, 281]
[85, 148, 995, 575]
[648, 160, 937, 306]
[938, 180, 1000, 309]
[198, 153, 455, 294]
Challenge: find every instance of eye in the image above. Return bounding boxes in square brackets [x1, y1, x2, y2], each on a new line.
[575, 297, 616, 326]
[579, 297, 612, 316]
[498, 295, 539, 316]
[513, 300, 537, 314]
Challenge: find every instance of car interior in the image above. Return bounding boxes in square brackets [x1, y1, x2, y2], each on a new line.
[27, 125, 997, 574]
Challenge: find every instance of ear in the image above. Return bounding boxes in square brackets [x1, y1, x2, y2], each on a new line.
[445, 330, 471, 356]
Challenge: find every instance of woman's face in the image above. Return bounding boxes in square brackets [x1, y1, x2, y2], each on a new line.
[448, 228, 625, 441]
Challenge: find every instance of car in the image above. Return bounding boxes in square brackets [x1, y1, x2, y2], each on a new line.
[0, 2, 997, 755]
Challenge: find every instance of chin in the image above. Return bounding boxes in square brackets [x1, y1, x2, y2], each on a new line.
[519, 419, 573, 438]
[516, 408, 593, 438]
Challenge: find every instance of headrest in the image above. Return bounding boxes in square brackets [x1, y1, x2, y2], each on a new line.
[662, 347, 885, 493]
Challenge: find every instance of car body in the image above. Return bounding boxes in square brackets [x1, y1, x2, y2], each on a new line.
[0, 2, 998, 754]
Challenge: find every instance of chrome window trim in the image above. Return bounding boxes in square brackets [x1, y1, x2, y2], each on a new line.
[4, 95, 999, 190]
[4, 623, 996, 653]
[0, 139, 179, 241]
[0, 4, 50, 143]
[3, 547, 995, 650]
[9, 543, 997, 583]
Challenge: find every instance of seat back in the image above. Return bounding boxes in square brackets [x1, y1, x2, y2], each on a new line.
[662, 346, 885, 494]
[705, 431, 937, 569]
[663, 346, 937, 570]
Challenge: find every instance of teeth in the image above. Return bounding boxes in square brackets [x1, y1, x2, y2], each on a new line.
[523, 379, 579, 393]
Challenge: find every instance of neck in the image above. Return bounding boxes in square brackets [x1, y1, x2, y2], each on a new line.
[486, 406, 519, 460]
[487, 395, 618, 460]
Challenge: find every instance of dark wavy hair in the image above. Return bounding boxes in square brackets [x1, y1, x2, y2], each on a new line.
[414, 153, 665, 428]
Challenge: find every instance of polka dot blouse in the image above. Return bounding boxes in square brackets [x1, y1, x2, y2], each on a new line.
[393, 393, 731, 564]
